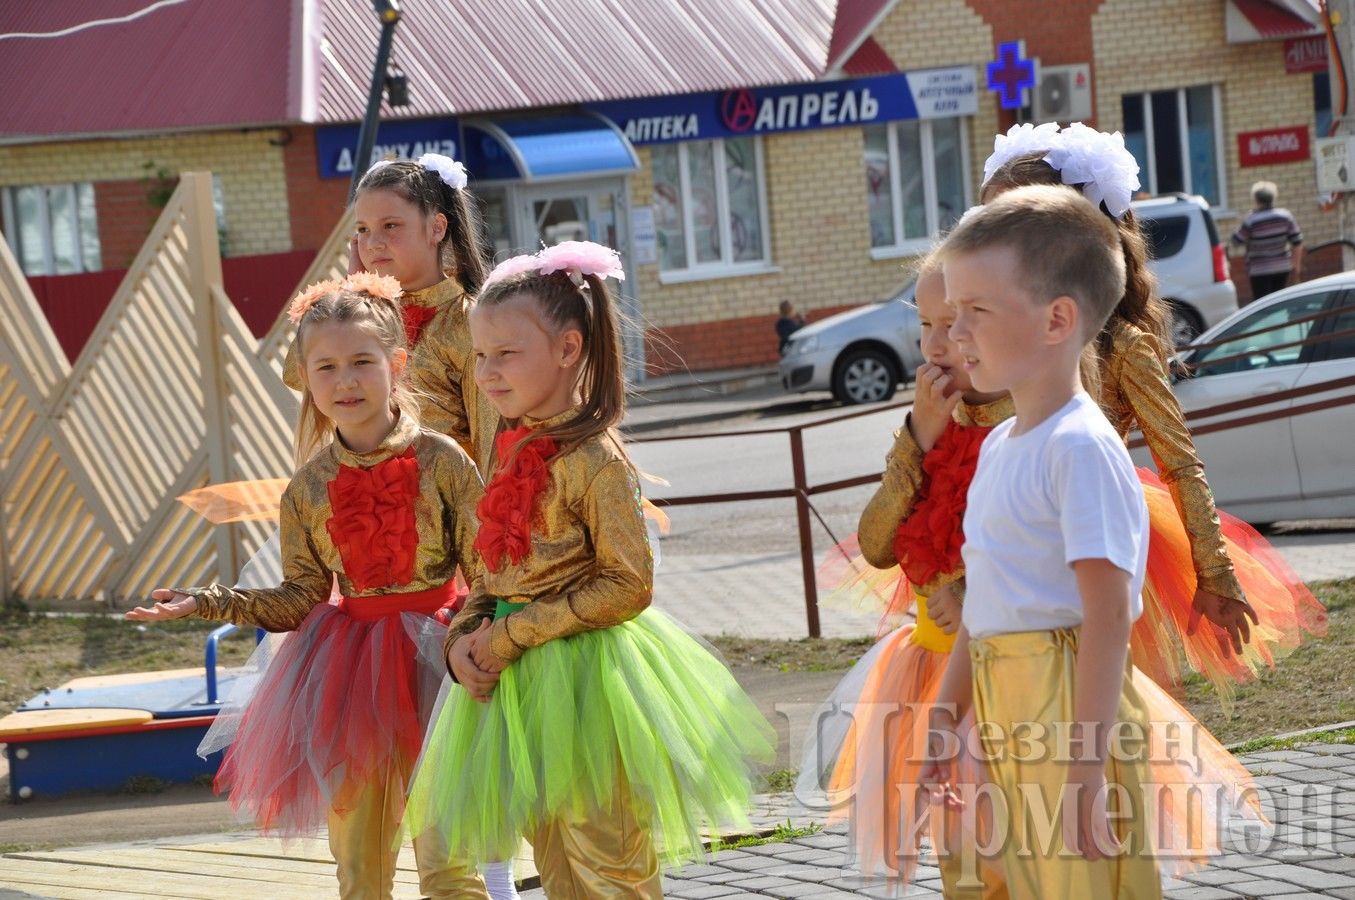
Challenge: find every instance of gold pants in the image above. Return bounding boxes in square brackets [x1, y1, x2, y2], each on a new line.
[528, 785, 662, 899]
[327, 772, 489, 900]
[968, 628, 1162, 900]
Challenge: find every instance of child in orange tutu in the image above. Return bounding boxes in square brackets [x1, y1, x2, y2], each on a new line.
[799, 256, 1012, 892]
[981, 123, 1326, 705]
[803, 138, 1269, 893]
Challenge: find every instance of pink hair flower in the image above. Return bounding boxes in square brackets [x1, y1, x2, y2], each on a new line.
[287, 279, 342, 324]
[482, 252, 546, 290]
[341, 270, 404, 302]
[536, 241, 625, 285]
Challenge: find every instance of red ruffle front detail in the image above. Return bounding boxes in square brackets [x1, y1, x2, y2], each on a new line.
[892, 420, 992, 586]
[401, 303, 440, 348]
[325, 448, 422, 592]
[474, 426, 558, 573]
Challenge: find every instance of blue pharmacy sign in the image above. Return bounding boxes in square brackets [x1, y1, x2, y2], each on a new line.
[987, 41, 1035, 111]
[585, 68, 977, 146]
[314, 118, 460, 179]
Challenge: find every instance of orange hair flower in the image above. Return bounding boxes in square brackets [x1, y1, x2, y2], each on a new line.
[341, 271, 403, 303]
[287, 279, 342, 324]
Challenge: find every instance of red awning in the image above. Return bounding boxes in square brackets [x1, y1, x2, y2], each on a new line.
[1233, 0, 1319, 39]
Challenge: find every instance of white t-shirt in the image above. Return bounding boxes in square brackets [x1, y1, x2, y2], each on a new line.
[961, 392, 1148, 639]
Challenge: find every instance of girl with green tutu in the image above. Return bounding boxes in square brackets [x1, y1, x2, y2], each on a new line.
[405, 240, 775, 897]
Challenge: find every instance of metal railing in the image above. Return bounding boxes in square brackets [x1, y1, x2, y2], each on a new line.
[636, 301, 1355, 638]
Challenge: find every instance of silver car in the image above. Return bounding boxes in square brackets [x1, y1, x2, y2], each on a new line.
[778, 280, 923, 405]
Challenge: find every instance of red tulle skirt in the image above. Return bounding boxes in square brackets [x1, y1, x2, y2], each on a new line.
[1133, 468, 1327, 706]
[210, 602, 446, 836]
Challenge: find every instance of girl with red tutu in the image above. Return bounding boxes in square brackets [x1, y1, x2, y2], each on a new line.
[128, 274, 497, 899]
[981, 123, 1326, 706]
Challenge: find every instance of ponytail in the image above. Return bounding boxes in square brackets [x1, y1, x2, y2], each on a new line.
[355, 160, 489, 294]
[477, 269, 632, 466]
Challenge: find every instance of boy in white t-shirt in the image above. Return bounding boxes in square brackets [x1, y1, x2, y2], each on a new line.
[919, 184, 1161, 899]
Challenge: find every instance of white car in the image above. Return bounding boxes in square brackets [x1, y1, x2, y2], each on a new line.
[1131, 273, 1355, 524]
[1132, 194, 1240, 347]
[778, 280, 924, 405]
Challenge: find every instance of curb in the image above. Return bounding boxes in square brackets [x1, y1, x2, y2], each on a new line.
[1226, 719, 1355, 753]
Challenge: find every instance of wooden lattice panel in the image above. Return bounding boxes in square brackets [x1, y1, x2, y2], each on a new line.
[0, 174, 353, 605]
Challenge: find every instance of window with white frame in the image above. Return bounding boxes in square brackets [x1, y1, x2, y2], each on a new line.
[650, 137, 770, 274]
[1121, 86, 1225, 207]
[1, 183, 102, 275]
[865, 117, 969, 252]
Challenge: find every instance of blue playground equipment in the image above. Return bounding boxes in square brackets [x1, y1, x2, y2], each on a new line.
[0, 624, 264, 800]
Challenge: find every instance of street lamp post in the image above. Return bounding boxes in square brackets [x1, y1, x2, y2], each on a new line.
[348, 0, 402, 203]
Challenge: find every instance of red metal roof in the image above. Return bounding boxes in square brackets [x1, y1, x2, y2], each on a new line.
[841, 36, 898, 77]
[0, 0, 298, 143]
[2, 0, 891, 141]
[826, 0, 895, 72]
[315, 0, 837, 122]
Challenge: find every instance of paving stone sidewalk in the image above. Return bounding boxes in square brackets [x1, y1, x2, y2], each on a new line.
[520, 741, 1355, 899]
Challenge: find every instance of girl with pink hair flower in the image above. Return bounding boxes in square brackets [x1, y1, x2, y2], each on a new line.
[405, 241, 775, 898]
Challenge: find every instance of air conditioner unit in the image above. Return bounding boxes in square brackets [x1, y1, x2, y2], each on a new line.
[1032, 63, 1092, 124]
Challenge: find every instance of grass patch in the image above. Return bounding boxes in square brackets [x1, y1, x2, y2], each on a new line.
[709, 636, 874, 673]
[1181, 578, 1355, 745]
[761, 769, 798, 793]
[709, 819, 822, 853]
[0, 842, 56, 854]
[1231, 726, 1355, 755]
[0, 607, 255, 718]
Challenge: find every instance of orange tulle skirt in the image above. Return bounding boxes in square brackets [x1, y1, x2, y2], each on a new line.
[1133, 468, 1327, 706]
[799, 619, 1267, 884]
[819, 472, 1326, 701]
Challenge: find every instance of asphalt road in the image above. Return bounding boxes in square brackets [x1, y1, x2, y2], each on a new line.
[629, 396, 905, 558]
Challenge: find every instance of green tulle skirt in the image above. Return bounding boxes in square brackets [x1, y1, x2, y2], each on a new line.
[405, 607, 776, 866]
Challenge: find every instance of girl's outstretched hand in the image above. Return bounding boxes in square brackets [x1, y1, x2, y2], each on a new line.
[125, 589, 198, 621]
[1187, 589, 1260, 657]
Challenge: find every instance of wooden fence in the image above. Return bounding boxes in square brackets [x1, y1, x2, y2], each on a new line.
[0, 173, 350, 607]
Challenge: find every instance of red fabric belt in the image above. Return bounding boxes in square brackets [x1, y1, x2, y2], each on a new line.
[337, 582, 456, 621]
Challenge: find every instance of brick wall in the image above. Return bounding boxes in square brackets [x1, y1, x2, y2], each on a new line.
[645, 303, 857, 375]
[94, 179, 163, 270]
[0, 130, 293, 258]
[1091, 0, 1338, 253]
[285, 126, 350, 251]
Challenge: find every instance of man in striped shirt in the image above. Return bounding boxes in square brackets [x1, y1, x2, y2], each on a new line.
[1232, 181, 1303, 302]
